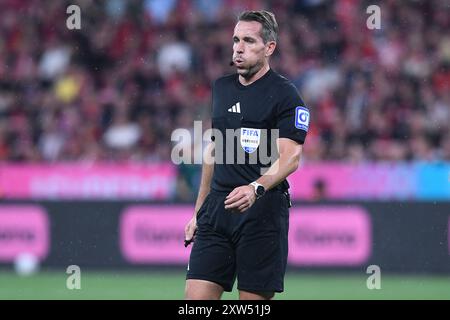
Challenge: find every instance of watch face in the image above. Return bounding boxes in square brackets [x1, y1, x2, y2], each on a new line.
[256, 185, 265, 196]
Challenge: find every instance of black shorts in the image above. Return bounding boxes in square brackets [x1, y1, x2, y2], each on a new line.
[186, 190, 290, 293]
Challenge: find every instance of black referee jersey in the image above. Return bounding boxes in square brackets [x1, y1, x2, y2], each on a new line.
[210, 68, 309, 193]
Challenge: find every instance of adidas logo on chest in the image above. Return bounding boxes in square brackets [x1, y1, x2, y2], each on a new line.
[228, 102, 241, 113]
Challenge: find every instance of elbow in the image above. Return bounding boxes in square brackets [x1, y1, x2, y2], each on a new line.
[290, 156, 300, 174]
[279, 141, 303, 175]
[288, 150, 302, 174]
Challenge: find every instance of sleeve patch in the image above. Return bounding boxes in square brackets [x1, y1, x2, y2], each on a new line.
[295, 106, 310, 132]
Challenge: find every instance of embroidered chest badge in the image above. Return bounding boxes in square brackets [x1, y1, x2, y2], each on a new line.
[240, 128, 261, 153]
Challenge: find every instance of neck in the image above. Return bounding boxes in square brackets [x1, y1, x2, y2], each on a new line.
[238, 64, 270, 86]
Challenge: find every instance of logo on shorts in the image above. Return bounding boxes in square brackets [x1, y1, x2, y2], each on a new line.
[240, 128, 261, 153]
[295, 106, 310, 132]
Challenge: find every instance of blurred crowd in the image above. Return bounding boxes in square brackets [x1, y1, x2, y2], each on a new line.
[0, 0, 449, 165]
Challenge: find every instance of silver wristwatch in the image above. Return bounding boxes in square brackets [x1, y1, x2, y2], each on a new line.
[250, 181, 266, 199]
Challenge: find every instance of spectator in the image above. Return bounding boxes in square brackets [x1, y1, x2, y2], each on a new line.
[0, 0, 448, 166]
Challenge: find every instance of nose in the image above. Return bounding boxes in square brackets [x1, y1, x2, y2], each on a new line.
[235, 40, 244, 54]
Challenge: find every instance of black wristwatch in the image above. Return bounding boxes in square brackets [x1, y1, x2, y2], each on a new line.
[250, 182, 266, 199]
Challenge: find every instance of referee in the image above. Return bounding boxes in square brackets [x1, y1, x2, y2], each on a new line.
[184, 10, 309, 300]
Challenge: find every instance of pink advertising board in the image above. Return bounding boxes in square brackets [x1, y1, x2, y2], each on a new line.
[288, 206, 371, 265]
[0, 162, 426, 200]
[120, 205, 371, 266]
[0, 205, 49, 262]
[0, 164, 176, 199]
[288, 162, 415, 200]
[120, 206, 193, 263]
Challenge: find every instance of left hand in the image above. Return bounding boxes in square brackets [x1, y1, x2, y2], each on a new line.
[224, 185, 256, 213]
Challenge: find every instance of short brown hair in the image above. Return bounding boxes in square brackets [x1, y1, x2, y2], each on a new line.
[237, 10, 278, 44]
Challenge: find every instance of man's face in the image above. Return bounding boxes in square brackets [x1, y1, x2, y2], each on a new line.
[232, 21, 268, 79]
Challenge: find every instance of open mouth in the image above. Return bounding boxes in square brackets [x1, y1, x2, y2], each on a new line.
[234, 59, 244, 67]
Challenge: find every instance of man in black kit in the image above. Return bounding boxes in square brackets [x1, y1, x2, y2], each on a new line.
[184, 10, 310, 300]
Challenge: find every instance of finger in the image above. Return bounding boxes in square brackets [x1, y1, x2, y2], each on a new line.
[225, 197, 245, 209]
[225, 196, 249, 210]
[185, 226, 196, 240]
[226, 188, 240, 200]
[184, 227, 197, 248]
[224, 192, 244, 205]
[238, 206, 249, 213]
[237, 203, 250, 212]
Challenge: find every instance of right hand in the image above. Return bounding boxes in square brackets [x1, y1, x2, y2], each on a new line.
[184, 215, 197, 245]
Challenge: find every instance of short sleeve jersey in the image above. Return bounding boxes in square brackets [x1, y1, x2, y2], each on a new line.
[210, 68, 309, 193]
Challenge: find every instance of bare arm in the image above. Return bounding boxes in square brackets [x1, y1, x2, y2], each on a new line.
[255, 138, 302, 190]
[193, 141, 215, 216]
[224, 138, 302, 212]
[185, 141, 215, 244]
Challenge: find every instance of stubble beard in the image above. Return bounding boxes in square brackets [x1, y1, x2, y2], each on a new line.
[238, 60, 264, 80]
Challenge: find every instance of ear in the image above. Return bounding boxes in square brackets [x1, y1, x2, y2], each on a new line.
[265, 41, 277, 57]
